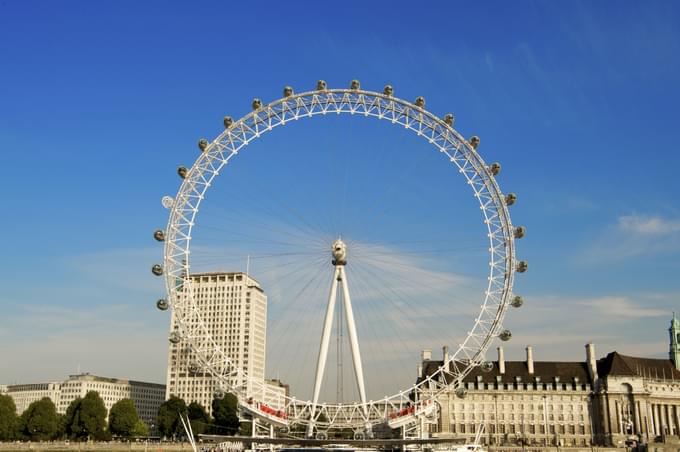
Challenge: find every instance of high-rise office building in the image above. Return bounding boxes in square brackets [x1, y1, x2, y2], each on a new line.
[166, 272, 273, 411]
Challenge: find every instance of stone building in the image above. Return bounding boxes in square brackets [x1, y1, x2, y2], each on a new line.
[418, 315, 680, 447]
[4, 382, 61, 414]
[590, 314, 680, 446]
[2, 373, 165, 430]
[419, 346, 595, 447]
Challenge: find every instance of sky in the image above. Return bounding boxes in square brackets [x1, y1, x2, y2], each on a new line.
[1, 1, 680, 403]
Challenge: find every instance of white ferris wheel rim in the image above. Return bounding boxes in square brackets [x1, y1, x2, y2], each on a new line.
[161, 85, 519, 428]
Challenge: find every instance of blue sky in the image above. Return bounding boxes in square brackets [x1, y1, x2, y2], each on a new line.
[1, 1, 680, 401]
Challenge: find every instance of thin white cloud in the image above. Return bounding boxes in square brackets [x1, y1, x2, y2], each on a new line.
[578, 213, 680, 262]
[577, 296, 668, 318]
[618, 215, 680, 235]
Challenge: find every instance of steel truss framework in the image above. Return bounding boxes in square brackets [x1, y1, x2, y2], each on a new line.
[161, 85, 519, 431]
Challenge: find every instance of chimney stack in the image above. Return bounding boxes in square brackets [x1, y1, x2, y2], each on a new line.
[421, 349, 432, 361]
[526, 345, 534, 375]
[586, 343, 598, 381]
[417, 364, 423, 379]
[497, 346, 505, 374]
[443, 345, 450, 363]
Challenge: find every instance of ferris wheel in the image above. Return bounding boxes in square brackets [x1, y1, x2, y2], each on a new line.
[151, 80, 527, 438]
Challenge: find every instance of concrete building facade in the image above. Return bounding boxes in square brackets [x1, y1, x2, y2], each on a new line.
[4, 382, 61, 415]
[2, 374, 165, 430]
[166, 272, 277, 411]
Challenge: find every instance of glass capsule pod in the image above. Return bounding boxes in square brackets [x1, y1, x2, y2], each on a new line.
[169, 331, 181, 344]
[455, 386, 468, 399]
[499, 329, 512, 341]
[511, 295, 524, 308]
[516, 261, 528, 273]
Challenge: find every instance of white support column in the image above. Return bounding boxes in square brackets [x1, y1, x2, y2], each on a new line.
[307, 266, 341, 437]
[339, 266, 368, 417]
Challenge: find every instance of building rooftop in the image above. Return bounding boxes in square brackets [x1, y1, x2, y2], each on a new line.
[597, 351, 680, 380]
[420, 359, 593, 384]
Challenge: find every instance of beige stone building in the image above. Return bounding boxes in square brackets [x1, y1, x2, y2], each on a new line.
[58, 374, 166, 429]
[2, 374, 165, 430]
[419, 346, 594, 447]
[4, 382, 61, 414]
[418, 316, 680, 448]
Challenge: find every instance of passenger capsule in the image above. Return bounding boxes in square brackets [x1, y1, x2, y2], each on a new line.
[214, 388, 226, 399]
[223, 116, 234, 129]
[350, 79, 360, 90]
[161, 196, 174, 209]
[511, 295, 524, 308]
[283, 86, 294, 97]
[188, 362, 200, 373]
[505, 193, 517, 206]
[151, 264, 163, 276]
[481, 361, 494, 373]
[514, 226, 526, 239]
[444, 113, 455, 126]
[252, 98, 262, 110]
[415, 96, 426, 108]
[383, 85, 393, 96]
[499, 329, 512, 341]
[516, 261, 528, 273]
[469, 136, 480, 150]
[153, 230, 165, 242]
[316, 80, 327, 91]
[156, 298, 169, 311]
[177, 166, 188, 179]
[198, 139, 208, 152]
[489, 162, 501, 176]
[169, 331, 181, 344]
[455, 386, 468, 399]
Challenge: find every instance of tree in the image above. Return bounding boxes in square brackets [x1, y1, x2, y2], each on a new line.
[109, 399, 140, 438]
[64, 391, 108, 440]
[157, 396, 187, 439]
[63, 396, 82, 438]
[212, 394, 239, 435]
[0, 394, 18, 440]
[187, 402, 210, 436]
[130, 420, 149, 437]
[21, 397, 59, 441]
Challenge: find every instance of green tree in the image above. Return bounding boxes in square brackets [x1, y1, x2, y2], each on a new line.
[21, 397, 59, 441]
[130, 420, 149, 437]
[65, 391, 108, 440]
[0, 394, 18, 440]
[63, 397, 82, 438]
[109, 399, 140, 438]
[212, 394, 239, 435]
[157, 396, 187, 439]
[187, 402, 210, 436]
